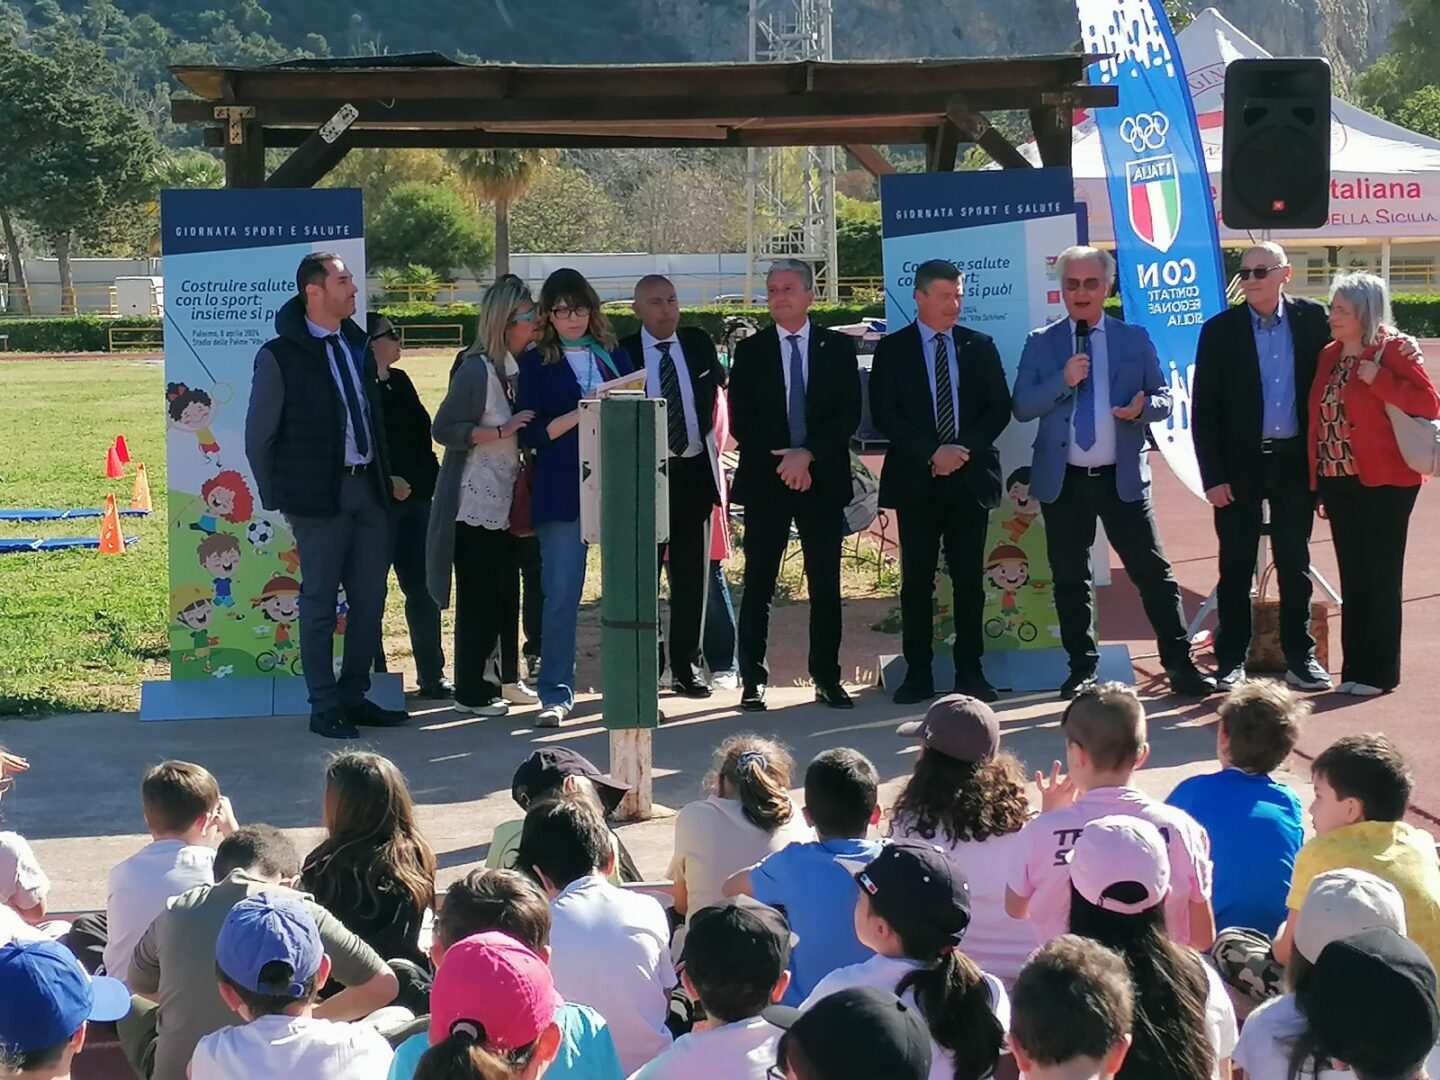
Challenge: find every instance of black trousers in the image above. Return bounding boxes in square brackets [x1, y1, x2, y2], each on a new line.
[1320, 475, 1419, 690]
[1213, 440, 1317, 670]
[738, 492, 845, 687]
[453, 523, 514, 706]
[502, 535, 542, 684]
[897, 495, 990, 682]
[1045, 465, 1191, 673]
[659, 453, 718, 684]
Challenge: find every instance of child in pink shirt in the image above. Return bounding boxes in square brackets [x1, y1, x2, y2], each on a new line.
[1004, 682, 1216, 950]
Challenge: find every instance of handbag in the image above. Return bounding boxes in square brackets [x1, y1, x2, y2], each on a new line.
[1246, 561, 1332, 673]
[1384, 403, 1440, 477]
[508, 456, 535, 537]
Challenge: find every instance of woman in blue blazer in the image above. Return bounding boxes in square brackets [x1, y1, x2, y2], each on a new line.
[518, 268, 635, 726]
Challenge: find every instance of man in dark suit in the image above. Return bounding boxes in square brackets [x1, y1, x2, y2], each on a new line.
[621, 274, 727, 697]
[729, 259, 862, 710]
[245, 253, 407, 738]
[1192, 242, 1331, 690]
[870, 259, 1012, 704]
[1013, 245, 1214, 699]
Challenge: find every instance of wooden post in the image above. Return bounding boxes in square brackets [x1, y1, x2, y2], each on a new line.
[598, 394, 662, 821]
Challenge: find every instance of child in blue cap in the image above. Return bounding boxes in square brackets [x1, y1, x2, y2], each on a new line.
[0, 939, 130, 1077]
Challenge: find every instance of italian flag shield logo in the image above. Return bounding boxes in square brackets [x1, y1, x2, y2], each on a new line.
[1126, 154, 1182, 253]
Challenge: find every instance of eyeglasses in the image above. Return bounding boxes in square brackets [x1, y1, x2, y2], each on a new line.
[1237, 264, 1287, 280]
[549, 305, 591, 320]
[1063, 277, 1104, 292]
[368, 328, 400, 343]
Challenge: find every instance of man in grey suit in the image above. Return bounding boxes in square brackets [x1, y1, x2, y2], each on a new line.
[245, 253, 408, 738]
[1013, 245, 1214, 700]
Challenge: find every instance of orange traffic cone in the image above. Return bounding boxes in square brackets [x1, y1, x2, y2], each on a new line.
[105, 445, 124, 479]
[130, 463, 152, 512]
[114, 434, 131, 466]
[99, 494, 125, 555]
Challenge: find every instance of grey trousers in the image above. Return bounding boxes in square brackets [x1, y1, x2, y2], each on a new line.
[288, 472, 391, 711]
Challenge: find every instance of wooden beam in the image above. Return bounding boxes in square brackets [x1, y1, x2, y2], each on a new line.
[232, 126, 937, 151]
[947, 101, 1033, 170]
[1029, 104, 1074, 167]
[844, 144, 896, 177]
[927, 119, 961, 173]
[222, 118, 265, 188]
[265, 104, 360, 188]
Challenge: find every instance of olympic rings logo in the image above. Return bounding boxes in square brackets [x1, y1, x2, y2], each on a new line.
[1119, 112, 1170, 152]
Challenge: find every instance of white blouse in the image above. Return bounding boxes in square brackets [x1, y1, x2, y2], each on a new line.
[456, 360, 519, 530]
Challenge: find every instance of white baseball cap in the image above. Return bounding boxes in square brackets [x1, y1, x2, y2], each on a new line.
[1294, 868, 1407, 963]
[1066, 815, 1171, 915]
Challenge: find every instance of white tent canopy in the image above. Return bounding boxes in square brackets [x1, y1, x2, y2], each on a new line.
[1042, 7, 1440, 245]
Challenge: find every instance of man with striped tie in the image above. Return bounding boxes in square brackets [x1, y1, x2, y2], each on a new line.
[621, 275, 727, 698]
[869, 259, 1013, 704]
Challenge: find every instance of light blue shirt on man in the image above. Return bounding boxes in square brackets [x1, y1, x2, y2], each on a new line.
[1250, 303, 1298, 439]
[306, 316, 373, 466]
[917, 316, 961, 430]
[1067, 314, 1117, 467]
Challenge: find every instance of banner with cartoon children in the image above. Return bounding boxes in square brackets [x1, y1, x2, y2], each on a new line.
[144, 189, 364, 716]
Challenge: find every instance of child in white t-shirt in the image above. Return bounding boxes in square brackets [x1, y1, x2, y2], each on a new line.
[193, 892, 392, 1079]
[0, 748, 56, 938]
[1009, 936, 1135, 1080]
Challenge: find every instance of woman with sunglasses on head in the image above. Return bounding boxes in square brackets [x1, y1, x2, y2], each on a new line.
[519, 269, 636, 728]
[427, 276, 539, 717]
[368, 313, 451, 699]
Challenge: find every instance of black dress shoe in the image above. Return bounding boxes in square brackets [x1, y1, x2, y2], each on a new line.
[892, 679, 936, 706]
[740, 683, 768, 711]
[345, 699, 410, 727]
[310, 708, 359, 740]
[415, 678, 454, 699]
[1167, 664, 1218, 697]
[815, 682, 854, 709]
[954, 676, 999, 704]
[1060, 670, 1098, 700]
[672, 678, 713, 699]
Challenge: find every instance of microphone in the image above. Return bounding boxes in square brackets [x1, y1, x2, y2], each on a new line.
[1075, 319, 1090, 354]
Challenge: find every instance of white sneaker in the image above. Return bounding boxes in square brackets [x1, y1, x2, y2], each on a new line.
[1347, 682, 1385, 697]
[711, 670, 740, 691]
[454, 699, 509, 717]
[536, 705, 567, 728]
[503, 680, 539, 705]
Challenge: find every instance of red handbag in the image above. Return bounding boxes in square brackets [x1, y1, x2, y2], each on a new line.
[509, 457, 535, 537]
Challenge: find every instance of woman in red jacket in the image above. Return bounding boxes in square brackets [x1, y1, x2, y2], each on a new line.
[1308, 272, 1440, 695]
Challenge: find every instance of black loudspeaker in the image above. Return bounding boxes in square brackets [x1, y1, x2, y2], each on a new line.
[1222, 58, 1332, 229]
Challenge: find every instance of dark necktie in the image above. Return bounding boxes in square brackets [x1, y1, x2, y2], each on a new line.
[1074, 328, 1096, 451]
[656, 341, 689, 456]
[786, 334, 807, 446]
[326, 334, 370, 458]
[934, 332, 957, 444]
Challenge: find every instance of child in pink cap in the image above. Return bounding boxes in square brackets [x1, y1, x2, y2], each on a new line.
[418, 930, 563, 1080]
[1004, 683, 1215, 950]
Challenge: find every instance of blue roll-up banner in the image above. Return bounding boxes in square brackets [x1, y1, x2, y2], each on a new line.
[1078, 0, 1227, 498]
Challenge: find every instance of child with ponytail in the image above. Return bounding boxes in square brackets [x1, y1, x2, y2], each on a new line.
[415, 931, 563, 1080]
[800, 840, 1010, 1080]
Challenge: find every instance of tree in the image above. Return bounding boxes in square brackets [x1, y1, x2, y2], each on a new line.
[836, 195, 882, 278]
[1392, 84, 1440, 139]
[322, 148, 457, 210]
[509, 165, 635, 255]
[628, 166, 745, 253]
[1353, 0, 1440, 116]
[449, 149, 549, 277]
[367, 181, 494, 275]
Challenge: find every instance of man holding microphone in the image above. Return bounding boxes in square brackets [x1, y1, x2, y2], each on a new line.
[1013, 245, 1213, 698]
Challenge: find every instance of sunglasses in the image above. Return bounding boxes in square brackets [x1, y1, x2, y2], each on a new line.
[1063, 277, 1104, 292]
[368, 328, 400, 343]
[1237, 264, 1287, 280]
[510, 310, 537, 325]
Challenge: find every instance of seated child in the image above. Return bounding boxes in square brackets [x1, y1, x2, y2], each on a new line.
[517, 800, 674, 1075]
[193, 893, 393, 1078]
[387, 867, 621, 1080]
[489, 748, 638, 884]
[723, 748, 885, 1005]
[1005, 683, 1214, 950]
[0, 747, 62, 944]
[765, 986, 932, 1080]
[414, 932, 564, 1080]
[1009, 936, 1134, 1080]
[1167, 681, 1305, 936]
[801, 839, 1009, 1080]
[890, 696, 1036, 985]
[0, 940, 130, 1078]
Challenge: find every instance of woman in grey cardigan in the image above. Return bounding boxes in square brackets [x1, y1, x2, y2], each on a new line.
[427, 275, 537, 715]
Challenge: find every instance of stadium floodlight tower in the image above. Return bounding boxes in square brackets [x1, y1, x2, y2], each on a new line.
[745, 0, 840, 304]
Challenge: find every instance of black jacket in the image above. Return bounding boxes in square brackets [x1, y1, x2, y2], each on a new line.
[618, 325, 728, 443]
[728, 322, 861, 508]
[1192, 295, 1330, 497]
[869, 320, 1012, 510]
[377, 366, 440, 504]
[244, 295, 391, 517]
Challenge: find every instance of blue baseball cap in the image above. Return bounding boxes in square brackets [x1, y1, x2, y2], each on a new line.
[216, 893, 324, 998]
[0, 940, 130, 1053]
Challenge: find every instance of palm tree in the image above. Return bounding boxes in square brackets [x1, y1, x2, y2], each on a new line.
[448, 149, 549, 278]
[144, 150, 223, 255]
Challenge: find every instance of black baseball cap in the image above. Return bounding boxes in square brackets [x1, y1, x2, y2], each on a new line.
[765, 986, 931, 1080]
[1301, 927, 1440, 1076]
[682, 896, 793, 988]
[856, 838, 971, 947]
[896, 695, 1000, 763]
[510, 748, 630, 815]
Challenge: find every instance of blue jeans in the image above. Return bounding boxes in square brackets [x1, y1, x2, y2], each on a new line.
[704, 560, 737, 674]
[536, 518, 588, 710]
[376, 497, 446, 687]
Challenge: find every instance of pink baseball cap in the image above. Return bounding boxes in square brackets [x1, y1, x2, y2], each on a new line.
[429, 931, 562, 1051]
[1066, 816, 1171, 915]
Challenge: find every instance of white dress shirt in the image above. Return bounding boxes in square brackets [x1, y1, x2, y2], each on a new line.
[642, 327, 702, 458]
[306, 317, 373, 467]
[916, 317, 961, 430]
[1067, 313, 1118, 467]
[777, 319, 811, 401]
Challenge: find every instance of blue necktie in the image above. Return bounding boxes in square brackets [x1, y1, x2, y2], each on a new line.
[786, 333, 807, 447]
[1074, 329, 1095, 452]
[326, 334, 370, 457]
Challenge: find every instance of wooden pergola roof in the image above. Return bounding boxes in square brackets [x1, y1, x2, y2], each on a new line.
[169, 52, 1115, 187]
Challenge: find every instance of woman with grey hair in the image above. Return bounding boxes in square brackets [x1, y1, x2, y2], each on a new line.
[1306, 271, 1440, 695]
[426, 274, 538, 715]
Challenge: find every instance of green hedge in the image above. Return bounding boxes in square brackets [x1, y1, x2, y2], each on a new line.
[0, 315, 162, 352]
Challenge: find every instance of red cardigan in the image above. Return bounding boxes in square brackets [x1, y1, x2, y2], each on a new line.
[1307, 329, 1440, 489]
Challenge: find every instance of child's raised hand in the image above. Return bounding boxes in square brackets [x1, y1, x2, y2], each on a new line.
[1036, 761, 1079, 813]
